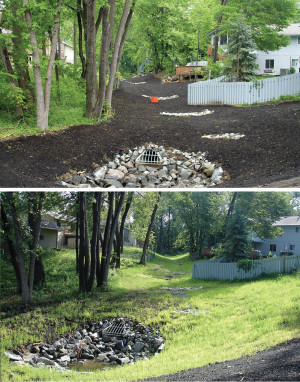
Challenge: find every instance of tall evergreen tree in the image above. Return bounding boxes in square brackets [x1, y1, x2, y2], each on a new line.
[223, 19, 258, 81]
[222, 207, 250, 262]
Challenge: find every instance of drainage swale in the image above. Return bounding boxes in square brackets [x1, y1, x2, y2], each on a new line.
[5, 318, 165, 372]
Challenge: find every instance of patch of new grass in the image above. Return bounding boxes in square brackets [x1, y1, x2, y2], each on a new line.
[1, 248, 299, 381]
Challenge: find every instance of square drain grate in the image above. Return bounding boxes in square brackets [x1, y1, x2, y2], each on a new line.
[102, 322, 127, 337]
[136, 149, 163, 166]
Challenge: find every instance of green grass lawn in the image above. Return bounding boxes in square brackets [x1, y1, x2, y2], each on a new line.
[1, 247, 299, 381]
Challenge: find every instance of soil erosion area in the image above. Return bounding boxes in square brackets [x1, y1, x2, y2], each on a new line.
[0, 74, 299, 188]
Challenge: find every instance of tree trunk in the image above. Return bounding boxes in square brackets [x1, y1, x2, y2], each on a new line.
[86, 192, 102, 292]
[78, 192, 87, 291]
[105, 0, 131, 108]
[101, 193, 125, 285]
[74, 18, 77, 67]
[77, 1, 87, 79]
[98, 193, 114, 286]
[84, 0, 97, 117]
[116, 193, 132, 268]
[33, 257, 45, 286]
[11, 2, 35, 105]
[91, 0, 115, 119]
[23, 0, 63, 131]
[27, 192, 45, 289]
[1, 204, 22, 293]
[140, 193, 161, 265]
[116, 0, 137, 72]
[0, 42, 24, 117]
[76, 210, 79, 273]
[212, 0, 227, 63]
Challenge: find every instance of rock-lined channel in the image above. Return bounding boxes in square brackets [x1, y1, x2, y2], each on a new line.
[5, 318, 165, 372]
[56, 143, 224, 188]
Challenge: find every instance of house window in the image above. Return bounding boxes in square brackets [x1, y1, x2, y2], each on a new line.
[270, 244, 276, 251]
[39, 235, 44, 240]
[220, 35, 228, 45]
[298, 37, 300, 44]
[296, 227, 299, 232]
[290, 245, 295, 251]
[291, 59, 298, 67]
[265, 59, 274, 69]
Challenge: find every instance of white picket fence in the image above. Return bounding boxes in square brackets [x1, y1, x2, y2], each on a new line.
[188, 74, 300, 105]
[192, 254, 300, 280]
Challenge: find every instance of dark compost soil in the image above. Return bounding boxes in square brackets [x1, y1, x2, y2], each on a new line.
[0, 74, 300, 188]
[142, 338, 300, 381]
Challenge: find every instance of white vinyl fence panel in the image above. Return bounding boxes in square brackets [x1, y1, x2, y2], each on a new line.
[188, 74, 300, 105]
[193, 254, 300, 280]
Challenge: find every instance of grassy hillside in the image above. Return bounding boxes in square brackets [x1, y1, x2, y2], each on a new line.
[1, 247, 299, 381]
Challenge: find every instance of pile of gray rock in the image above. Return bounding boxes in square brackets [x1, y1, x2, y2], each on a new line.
[56, 144, 224, 188]
[5, 318, 165, 372]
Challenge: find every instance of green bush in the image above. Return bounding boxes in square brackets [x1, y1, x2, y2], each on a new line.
[290, 67, 296, 74]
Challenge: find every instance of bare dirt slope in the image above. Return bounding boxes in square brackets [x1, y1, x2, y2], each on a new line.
[0, 74, 299, 188]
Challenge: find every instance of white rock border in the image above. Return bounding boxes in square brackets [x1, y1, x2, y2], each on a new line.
[160, 110, 214, 117]
[125, 81, 147, 85]
[202, 133, 245, 140]
[142, 95, 179, 101]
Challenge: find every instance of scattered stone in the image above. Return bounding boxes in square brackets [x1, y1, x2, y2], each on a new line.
[133, 342, 144, 353]
[5, 352, 23, 362]
[58, 143, 224, 188]
[161, 286, 203, 291]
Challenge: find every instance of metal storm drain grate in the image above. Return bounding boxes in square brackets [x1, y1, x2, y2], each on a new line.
[102, 321, 127, 337]
[136, 149, 164, 166]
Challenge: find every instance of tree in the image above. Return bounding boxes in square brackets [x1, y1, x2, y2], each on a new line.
[212, 0, 228, 63]
[223, 19, 258, 81]
[1, 192, 45, 304]
[111, 192, 133, 269]
[83, 0, 137, 118]
[221, 207, 251, 262]
[139, 192, 161, 265]
[98, 192, 125, 286]
[24, 0, 64, 131]
[210, 0, 297, 63]
[127, 0, 193, 74]
[78, 192, 102, 292]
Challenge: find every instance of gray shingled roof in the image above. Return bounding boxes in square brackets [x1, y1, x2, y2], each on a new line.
[279, 23, 300, 36]
[40, 218, 64, 231]
[273, 216, 300, 226]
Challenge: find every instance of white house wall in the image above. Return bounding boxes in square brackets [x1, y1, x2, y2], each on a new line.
[39, 229, 58, 249]
[256, 225, 300, 256]
[255, 36, 300, 75]
[62, 44, 74, 64]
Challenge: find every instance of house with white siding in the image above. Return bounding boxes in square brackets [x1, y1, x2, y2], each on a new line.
[255, 23, 300, 75]
[252, 216, 300, 257]
[210, 22, 300, 75]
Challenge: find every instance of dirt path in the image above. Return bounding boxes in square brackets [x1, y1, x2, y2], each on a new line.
[142, 337, 300, 381]
[0, 74, 299, 188]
